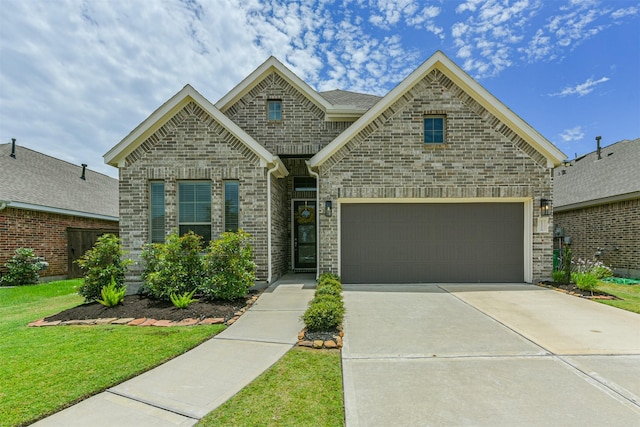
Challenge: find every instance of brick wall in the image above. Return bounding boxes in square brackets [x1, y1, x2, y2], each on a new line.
[317, 69, 554, 281]
[554, 198, 640, 276]
[121, 101, 270, 281]
[0, 207, 117, 277]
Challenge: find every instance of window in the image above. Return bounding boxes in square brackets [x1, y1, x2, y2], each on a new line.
[424, 116, 445, 144]
[267, 100, 282, 121]
[224, 181, 239, 232]
[178, 182, 212, 242]
[150, 182, 165, 243]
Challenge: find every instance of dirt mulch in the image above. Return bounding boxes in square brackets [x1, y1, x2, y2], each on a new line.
[537, 281, 620, 300]
[44, 292, 259, 323]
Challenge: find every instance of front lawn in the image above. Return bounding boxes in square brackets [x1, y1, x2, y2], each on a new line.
[0, 280, 225, 426]
[198, 347, 344, 426]
[595, 282, 640, 314]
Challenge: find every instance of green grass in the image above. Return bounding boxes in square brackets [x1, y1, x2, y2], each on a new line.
[595, 282, 640, 314]
[198, 347, 344, 427]
[0, 280, 225, 426]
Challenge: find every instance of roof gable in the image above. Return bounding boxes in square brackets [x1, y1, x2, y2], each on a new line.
[308, 51, 566, 169]
[0, 143, 118, 220]
[215, 57, 370, 121]
[104, 85, 287, 177]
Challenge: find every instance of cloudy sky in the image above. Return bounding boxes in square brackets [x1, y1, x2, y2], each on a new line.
[1, 0, 638, 179]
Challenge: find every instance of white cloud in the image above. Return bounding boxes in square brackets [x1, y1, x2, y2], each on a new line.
[367, 0, 443, 37]
[559, 126, 585, 142]
[611, 6, 639, 19]
[550, 77, 610, 97]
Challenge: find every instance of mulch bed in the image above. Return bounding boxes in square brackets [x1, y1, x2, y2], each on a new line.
[537, 281, 620, 300]
[44, 291, 259, 323]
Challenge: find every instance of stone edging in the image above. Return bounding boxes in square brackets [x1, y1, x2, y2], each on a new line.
[536, 282, 617, 300]
[297, 327, 344, 349]
[28, 295, 259, 328]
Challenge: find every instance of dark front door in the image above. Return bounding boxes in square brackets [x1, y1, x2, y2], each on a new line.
[293, 200, 316, 270]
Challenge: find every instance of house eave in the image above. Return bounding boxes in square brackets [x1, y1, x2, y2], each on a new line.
[554, 191, 640, 212]
[0, 200, 119, 221]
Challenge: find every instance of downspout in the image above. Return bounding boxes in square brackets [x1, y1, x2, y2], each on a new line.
[306, 162, 320, 280]
[266, 162, 280, 284]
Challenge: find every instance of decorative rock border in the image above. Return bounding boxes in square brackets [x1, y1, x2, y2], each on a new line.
[536, 282, 618, 300]
[297, 327, 344, 349]
[28, 295, 259, 328]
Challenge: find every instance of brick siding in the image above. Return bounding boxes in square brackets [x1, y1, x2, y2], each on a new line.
[0, 207, 117, 277]
[554, 198, 640, 276]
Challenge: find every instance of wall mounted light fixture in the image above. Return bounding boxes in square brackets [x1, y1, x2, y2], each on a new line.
[540, 198, 552, 216]
[325, 200, 332, 217]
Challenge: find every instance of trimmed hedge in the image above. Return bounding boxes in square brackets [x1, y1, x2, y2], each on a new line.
[303, 274, 345, 332]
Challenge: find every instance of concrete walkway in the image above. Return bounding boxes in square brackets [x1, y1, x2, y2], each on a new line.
[342, 283, 640, 427]
[33, 275, 315, 427]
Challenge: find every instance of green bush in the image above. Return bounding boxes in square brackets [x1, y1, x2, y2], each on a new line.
[552, 270, 565, 283]
[76, 235, 130, 301]
[303, 298, 344, 332]
[0, 248, 43, 286]
[561, 246, 572, 285]
[97, 277, 127, 307]
[200, 230, 256, 301]
[170, 289, 198, 309]
[141, 231, 204, 300]
[572, 272, 598, 293]
[318, 272, 340, 282]
[315, 284, 342, 298]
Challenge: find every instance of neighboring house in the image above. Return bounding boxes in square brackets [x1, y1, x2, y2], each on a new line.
[105, 51, 565, 285]
[0, 142, 119, 279]
[553, 138, 639, 278]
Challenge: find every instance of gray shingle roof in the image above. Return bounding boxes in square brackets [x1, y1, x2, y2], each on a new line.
[318, 89, 382, 110]
[0, 143, 118, 219]
[553, 138, 640, 209]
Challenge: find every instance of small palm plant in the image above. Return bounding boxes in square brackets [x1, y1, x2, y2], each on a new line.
[170, 289, 198, 309]
[97, 277, 126, 307]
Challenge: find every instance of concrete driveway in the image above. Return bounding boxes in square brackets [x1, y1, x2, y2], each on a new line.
[341, 283, 640, 426]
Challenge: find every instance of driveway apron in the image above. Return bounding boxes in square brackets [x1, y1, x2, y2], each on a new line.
[342, 283, 640, 427]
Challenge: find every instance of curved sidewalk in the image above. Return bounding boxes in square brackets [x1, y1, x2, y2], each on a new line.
[33, 275, 315, 427]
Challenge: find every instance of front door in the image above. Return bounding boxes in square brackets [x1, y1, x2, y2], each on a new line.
[293, 200, 316, 270]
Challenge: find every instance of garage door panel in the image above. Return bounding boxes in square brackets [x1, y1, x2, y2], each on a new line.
[341, 203, 524, 283]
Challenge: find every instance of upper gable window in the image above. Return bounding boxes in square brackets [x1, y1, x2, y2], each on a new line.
[267, 100, 282, 121]
[424, 116, 445, 144]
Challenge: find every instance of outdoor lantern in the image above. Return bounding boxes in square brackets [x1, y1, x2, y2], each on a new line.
[540, 198, 552, 216]
[325, 200, 332, 217]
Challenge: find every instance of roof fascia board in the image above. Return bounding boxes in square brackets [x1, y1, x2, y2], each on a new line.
[309, 51, 566, 168]
[104, 85, 288, 177]
[554, 191, 640, 212]
[3, 201, 119, 221]
[215, 57, 333, 114]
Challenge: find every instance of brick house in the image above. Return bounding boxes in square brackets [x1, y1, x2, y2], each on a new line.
[105, 51, 565, 285]
[0, 142, 119, 279]
[553, 138, 639, 278]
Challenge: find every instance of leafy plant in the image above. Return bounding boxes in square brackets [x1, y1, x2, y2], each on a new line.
[76, 234, 131, 301]
[200, 230, 256, 301]
[572, 272, 598, 294]
[561, 246, 572, 285]
[141, 231, 204, 300]
[96, 277, 126, 307]
[0, 248, 43, 286]
[572, 258, 613, 279]
[315, 284, 342, 299]
[318, 272, 340, 282]
[170, 289, 198, 309]
[302, 298, 345, 332]
[552, 270, 565, 283]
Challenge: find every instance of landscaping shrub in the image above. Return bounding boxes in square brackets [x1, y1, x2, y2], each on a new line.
[551, 270, 565, 283]
[572, 258, 613, 279]
[302, 298, 344, 331]
[572, 272, 598, 293]
[317, 277, 342, 289]
[170, 289, 198, 309]
[315, 284, 343, 299]
[318, 272, 340, 282]
[77, 235, 131, 301]
[96, 277, 127, 307]
[141, 231, 204, 300]
[561, 246, 572, 285]
[200, 230, 256, 301]
[0, 248, 44, 287]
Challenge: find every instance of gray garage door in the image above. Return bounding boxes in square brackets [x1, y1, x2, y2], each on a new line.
[341, 203, 524, 283]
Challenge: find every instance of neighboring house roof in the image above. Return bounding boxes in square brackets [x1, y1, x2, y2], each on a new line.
[104, 84, 288, 178]
[553, 138, 640, 211]
[308, 50, 566, 169]
[215, 56, 371, 120]
[0, 143, 118, 220]
[318, 89, 382, 110]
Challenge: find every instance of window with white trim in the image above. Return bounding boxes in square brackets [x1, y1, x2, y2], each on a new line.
[224, 180, 239, 232]
[178, 181, 212, 242]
